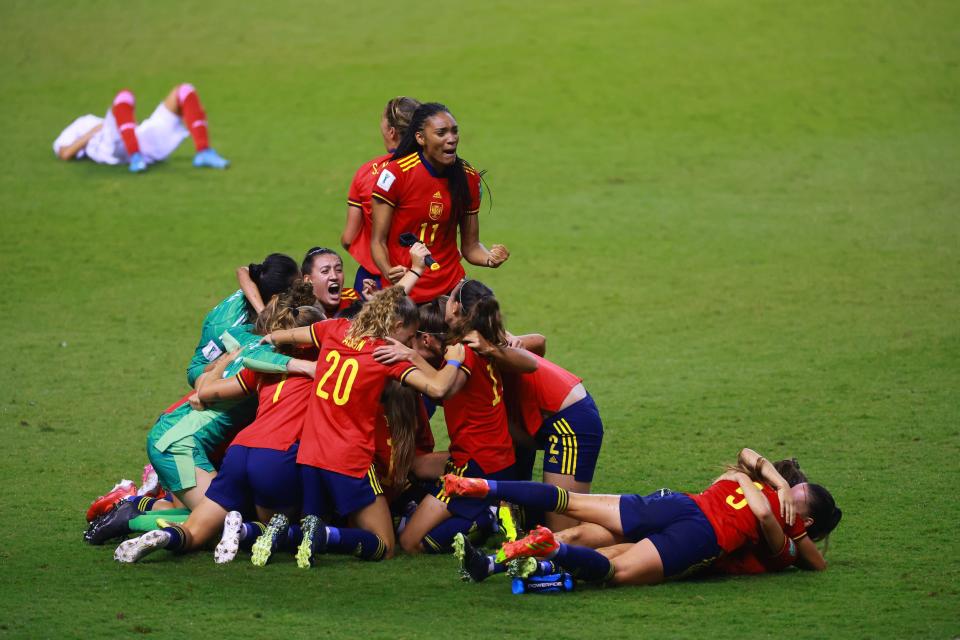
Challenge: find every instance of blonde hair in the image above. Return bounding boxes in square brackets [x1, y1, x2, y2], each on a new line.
[384, 96, 421, 137]
[345, 287, 418, 341]
[255, 280, 325, 349]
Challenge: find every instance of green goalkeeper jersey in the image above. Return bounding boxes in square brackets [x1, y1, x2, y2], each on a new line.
[149, 338, 290, 474]
[185, 290, 290, 386]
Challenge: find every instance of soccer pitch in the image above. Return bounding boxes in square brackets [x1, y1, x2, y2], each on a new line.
[1, 0, 958, 637]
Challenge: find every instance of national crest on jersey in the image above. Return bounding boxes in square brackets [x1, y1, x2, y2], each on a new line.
[369, 152, 482, 302]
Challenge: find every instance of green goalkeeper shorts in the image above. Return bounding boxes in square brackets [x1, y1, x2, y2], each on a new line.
[146, 432, 215, 493]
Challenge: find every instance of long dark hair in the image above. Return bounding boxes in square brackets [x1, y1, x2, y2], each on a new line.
[300, 246, 341, 276]
[447, 280, 506, 347]
[805, 483, 842, 542]
[393, 102, 474, 237]
[382, 381, 419, 488]
[248, 253, 299, 315]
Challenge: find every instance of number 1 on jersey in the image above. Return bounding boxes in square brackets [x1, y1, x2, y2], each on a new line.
[486, 363, 501, 406]
[418, 222, 439, 246]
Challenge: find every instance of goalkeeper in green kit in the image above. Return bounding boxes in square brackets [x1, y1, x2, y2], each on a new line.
[84, 255, 308, 543]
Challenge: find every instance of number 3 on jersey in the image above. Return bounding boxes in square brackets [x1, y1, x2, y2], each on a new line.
[316, 350, 358, 406]
[725, 481, 765, 510]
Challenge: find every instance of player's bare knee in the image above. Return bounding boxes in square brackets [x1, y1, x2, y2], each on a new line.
[398, 530, 423, 555]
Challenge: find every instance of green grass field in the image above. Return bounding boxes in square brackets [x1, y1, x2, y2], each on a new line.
[1, 0, 958, 637]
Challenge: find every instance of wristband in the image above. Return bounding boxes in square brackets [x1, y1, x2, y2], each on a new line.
[411, 270, 423, 278]
[445, 359, 462, 369]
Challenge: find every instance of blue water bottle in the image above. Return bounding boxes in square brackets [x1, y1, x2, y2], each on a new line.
[511, 572, 575, 594]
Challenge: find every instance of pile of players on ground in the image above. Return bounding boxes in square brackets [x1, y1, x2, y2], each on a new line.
[82, 98, 840, 590]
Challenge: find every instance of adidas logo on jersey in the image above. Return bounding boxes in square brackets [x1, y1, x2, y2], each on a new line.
[549, 456, 559, 464]
[432, 191, 442, 199]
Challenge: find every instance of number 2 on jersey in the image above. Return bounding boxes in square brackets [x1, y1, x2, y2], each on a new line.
[316, 350, 359, 406]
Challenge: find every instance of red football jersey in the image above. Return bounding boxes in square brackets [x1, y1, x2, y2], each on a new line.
[712, 537, 799, 575]
[370, 151, 481, 303]
[503, 354, 583, 436]
[230, 369, 312, 451]
[338, 287, 362, 311]
[346, 153, 393, 275]
[297, 319, 417, 477]
[442, 346, 515, 474]
[688, 479, 806, 553]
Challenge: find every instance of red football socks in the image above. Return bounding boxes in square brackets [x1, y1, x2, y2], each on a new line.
[177, 83, 209, 151]
[111, 90, 140, 155]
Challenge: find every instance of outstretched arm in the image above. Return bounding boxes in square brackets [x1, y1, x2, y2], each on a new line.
[374, 341, 468, 400]
[264, 326, 314, 347]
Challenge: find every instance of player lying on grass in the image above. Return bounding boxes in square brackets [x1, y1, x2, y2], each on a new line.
[445, 447, 841, 586]
[455, 459, 827, 581]
[342, 96, 421, 292]
[54, 84, 229, 173]
[708, 458, 823, 575]
[372, 280, 538, 555]
[114, 287, 324, 563]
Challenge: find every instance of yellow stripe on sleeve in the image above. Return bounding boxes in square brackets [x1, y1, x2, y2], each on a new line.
[235, 372, 251, 395]
[398, 366, 417, 384]
[371, 192, 396, 207]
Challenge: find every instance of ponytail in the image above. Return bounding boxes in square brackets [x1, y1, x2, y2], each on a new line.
[447, 280, 506, 347]
[249, 253, 299, 303]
